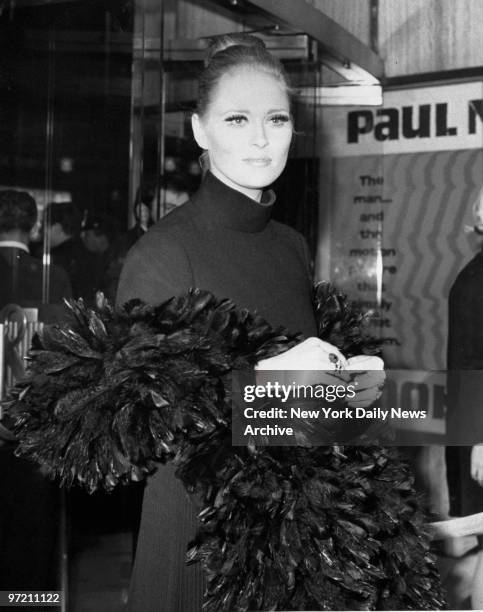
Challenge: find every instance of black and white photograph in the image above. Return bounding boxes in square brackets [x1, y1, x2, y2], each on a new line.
[0, 1, 482, 610]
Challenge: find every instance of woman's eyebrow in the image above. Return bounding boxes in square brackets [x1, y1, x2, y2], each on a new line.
[220, 108, 290, 115]
[221, 109, 250, 114]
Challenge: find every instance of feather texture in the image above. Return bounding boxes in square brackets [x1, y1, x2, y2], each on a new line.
[4, 284, 445, 610]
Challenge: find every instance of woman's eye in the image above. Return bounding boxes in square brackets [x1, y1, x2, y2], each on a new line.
[269, 114, 291, 125]
[225, 115, 247, 125]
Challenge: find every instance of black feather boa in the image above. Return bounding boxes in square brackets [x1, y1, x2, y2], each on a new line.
[5, 283, 445, 611]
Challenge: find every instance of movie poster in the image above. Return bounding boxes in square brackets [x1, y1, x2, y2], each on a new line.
[321, 82, 483, 371]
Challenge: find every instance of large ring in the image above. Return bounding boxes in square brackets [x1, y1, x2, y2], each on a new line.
[329, 353, 343, 371]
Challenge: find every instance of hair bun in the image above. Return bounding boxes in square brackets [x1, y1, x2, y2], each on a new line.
[204, 33, 266, 66]
[197, 32, 288, 116]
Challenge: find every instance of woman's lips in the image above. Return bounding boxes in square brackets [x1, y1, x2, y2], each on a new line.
[243, 158, 272, 167]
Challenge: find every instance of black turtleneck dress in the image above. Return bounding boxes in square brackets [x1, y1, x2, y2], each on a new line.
[117, 172, 317, 612]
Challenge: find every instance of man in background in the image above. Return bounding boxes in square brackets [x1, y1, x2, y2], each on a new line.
[0, 189, 72, 319]
[446, 187, 483, 610]
[44, 201, 96, 301]
[81, 212, 119, 301]
[101, 190, 154, 301]
[0, 189, 68, 593]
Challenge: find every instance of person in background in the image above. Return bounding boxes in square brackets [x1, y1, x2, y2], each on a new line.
[0, 189, 65, 593]
[101, 186, 155, 301]
[0, 189, 72, 320]
[81, 212, 119, 258]
[115, 186, 155, 254]
[43, 201, 96, 301]
[81, 212, 119, 294]
[158, 173, 190, 216]
[446, 186, 483, 610]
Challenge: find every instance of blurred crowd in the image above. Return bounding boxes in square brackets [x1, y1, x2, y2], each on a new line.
[0, 170, 194, 594]
[0, 172, 194, 319]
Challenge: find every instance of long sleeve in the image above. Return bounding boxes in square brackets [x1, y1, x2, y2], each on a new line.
[115, 223, 204, 612]
[116, 231, 194, 307]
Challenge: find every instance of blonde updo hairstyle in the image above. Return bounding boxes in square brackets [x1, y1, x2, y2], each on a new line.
[196, 33, 292, 118]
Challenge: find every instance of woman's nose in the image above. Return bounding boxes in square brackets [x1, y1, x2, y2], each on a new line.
[251, 122, 268, 147]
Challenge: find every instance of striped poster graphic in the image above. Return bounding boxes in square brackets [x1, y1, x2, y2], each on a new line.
[329, 149, 483, 370]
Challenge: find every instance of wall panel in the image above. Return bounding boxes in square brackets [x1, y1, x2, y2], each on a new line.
[175, 0, 242, 40]
[306, 0, 371, 46]
[169, 1, 483, 78]
[175, 0, 372, 50]
[380, 0, 483, 78]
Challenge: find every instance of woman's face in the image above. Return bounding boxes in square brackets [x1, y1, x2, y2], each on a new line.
[192, 66, 292, 201]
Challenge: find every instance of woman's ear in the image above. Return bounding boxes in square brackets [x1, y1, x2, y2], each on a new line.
[191, 113, 209, 150]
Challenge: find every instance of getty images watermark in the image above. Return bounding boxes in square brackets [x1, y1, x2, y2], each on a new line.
[231, 370, 483, 446]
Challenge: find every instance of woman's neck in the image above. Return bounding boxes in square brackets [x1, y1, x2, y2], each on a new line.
[209, 166, 263, 202]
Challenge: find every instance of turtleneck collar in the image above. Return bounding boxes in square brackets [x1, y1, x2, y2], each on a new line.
[193, 171, 275, 233]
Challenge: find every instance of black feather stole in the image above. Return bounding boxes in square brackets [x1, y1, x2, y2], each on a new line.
[5, 283, 446, 611]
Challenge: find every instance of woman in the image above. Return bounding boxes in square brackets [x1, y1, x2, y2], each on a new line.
[117, 34, 320, 611]
[116, 35, 441, 611]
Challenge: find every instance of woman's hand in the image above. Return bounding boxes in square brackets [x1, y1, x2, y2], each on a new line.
[345, 355, 386, 409]
[255, 337, 347, 387]
[471, 445, 483, 486]
[255, 339, 386, 409]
